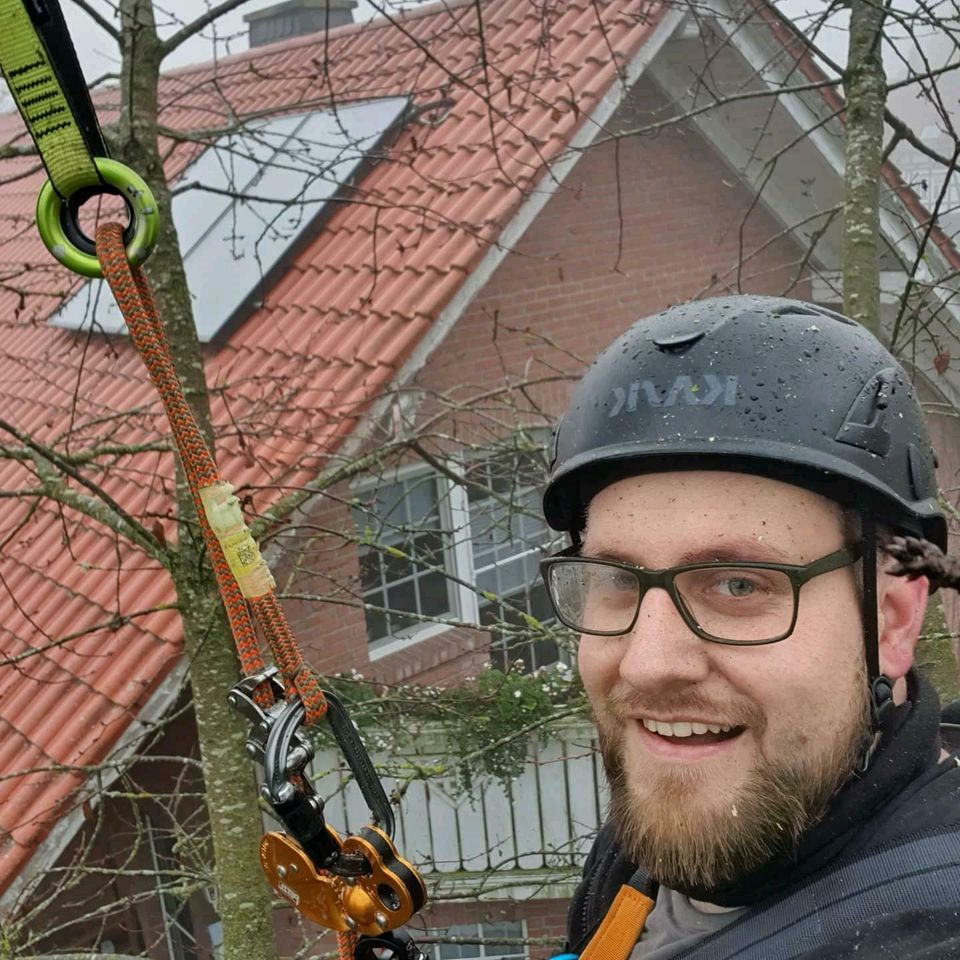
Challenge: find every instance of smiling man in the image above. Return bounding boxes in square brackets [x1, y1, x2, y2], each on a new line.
[541, 297, 960, 960]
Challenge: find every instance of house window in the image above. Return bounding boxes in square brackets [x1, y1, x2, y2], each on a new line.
[431, 920, 527, 958]
[354, 472, 457, 643]
[465, 448, 558, 673]
[353, 440, 559, 668]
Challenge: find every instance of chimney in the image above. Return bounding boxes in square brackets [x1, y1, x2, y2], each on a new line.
[245, 0, 358, 48]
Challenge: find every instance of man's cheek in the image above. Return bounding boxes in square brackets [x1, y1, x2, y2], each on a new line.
[578, 642, 615, 699]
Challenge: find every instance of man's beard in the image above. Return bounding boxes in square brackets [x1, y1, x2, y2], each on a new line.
[596, 674, 871, 893]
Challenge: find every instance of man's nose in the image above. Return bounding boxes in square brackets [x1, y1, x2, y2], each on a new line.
[618, 586, 711, 692]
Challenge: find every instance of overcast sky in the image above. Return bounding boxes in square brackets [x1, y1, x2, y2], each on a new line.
[66, 0, 421, 76]
[58, 0, 855, 78]
[0, 1, 942, 109]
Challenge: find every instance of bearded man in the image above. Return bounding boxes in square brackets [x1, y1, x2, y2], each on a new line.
[540, 297, 960, 960]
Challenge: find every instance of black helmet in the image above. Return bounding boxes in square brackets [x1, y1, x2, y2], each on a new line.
[544, 295, 947, 550]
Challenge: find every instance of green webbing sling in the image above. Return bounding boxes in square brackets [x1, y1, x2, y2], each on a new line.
[0, 0, 158, 277]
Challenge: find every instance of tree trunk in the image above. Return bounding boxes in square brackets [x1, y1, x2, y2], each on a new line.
[114, 4, 278, 959]
[842, 0, 888, 339]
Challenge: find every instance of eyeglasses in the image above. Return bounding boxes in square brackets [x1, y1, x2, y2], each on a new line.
[539, 543, 862, 645]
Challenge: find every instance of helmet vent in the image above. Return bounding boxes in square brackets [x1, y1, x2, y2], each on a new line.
[835, 368, 896, 457]
[772, 303, 856, 326]
[653, 330, 705, 353]
[907, 443, 934, 499]
[549, 420, 562, 471]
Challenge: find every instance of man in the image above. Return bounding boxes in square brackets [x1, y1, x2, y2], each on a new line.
[539, 296, 960, 959]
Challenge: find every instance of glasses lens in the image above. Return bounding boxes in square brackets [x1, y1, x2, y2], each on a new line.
[547, 561, 640, 634]
[674, 566, 795, 642]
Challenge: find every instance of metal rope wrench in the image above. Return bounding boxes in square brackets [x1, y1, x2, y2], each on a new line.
[229, 668, 426, 940]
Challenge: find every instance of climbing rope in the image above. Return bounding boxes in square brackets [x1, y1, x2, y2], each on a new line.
[95, 221, 329, 719]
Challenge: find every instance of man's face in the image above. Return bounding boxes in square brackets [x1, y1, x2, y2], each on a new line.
[578, 471, 871, 892]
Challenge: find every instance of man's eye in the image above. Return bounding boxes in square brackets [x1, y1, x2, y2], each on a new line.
[718, 576, 759, 598]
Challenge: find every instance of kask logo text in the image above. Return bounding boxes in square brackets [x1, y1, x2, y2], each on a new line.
[610, 375, 739, 416]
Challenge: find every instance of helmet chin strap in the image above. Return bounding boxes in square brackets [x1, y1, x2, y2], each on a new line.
[863, 515, 895, 737]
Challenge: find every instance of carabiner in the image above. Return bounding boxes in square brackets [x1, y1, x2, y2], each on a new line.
[228, 668, 427, 935]
[354, 930, 428, 959]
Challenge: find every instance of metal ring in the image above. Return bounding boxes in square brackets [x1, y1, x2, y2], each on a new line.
[35, 157, 160, 279]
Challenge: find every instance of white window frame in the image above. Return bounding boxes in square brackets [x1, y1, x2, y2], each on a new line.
[448, 475, 481, 624]
[353, 462, 463, 659]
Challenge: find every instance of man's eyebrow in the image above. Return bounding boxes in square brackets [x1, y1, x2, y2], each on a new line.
[582, 539, 794, 566]
[674, 540, 793, 564]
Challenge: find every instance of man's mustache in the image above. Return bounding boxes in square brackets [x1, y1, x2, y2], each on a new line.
[600, 684, 766, 733]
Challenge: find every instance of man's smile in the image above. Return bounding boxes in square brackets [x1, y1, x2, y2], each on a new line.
[631, 717, 747, 761]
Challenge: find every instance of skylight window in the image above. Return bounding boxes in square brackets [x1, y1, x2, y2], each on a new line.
[51, 96, 409, 342]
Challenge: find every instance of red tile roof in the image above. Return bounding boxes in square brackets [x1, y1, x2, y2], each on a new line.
[0, 0, 667, 898]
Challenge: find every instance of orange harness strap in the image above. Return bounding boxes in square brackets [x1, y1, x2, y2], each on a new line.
[579, 883, 656, 960]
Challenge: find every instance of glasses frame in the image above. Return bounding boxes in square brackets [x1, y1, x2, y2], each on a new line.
[539, 542, 863, 646]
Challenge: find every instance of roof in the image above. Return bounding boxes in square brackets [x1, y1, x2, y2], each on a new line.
[0, 0, 669, 902]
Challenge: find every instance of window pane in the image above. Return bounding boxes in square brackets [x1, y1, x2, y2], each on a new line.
[529, 635, 559, 673]
[387, 579, 417, 618]
[364, 605, 388, 643]
[417, 529, 446, 566]
[358, 549, 381, 590]
[370, 482, 406, 527]
[493, 555, 526, 595]
[433, 921, 526, 959]
[482, 922, 526, 956]
[382, 548, 413, 585]
[387, 609, 418, 635]
[528, 581, 553, 622]
[419, 570, 452, 617]
[437, 943, 466, 959]
[405, 475, 439, 524]
[438, 923, 477, 958]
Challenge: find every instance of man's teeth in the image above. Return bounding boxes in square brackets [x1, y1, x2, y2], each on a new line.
[641, 718, 736, 737]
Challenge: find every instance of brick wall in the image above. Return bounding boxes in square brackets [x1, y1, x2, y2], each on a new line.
[286, 75, 812, 686]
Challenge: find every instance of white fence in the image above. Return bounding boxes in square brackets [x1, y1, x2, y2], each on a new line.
[304, 722, 608, 892]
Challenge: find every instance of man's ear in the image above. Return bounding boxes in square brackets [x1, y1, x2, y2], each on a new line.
[878, 571, 929, 681]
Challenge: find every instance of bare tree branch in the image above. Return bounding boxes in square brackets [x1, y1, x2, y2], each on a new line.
[160, 0, 256, 57]
[68, 0, 121, 42]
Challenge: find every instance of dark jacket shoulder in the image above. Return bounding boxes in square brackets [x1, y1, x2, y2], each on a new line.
[567, 745, 960, 956]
